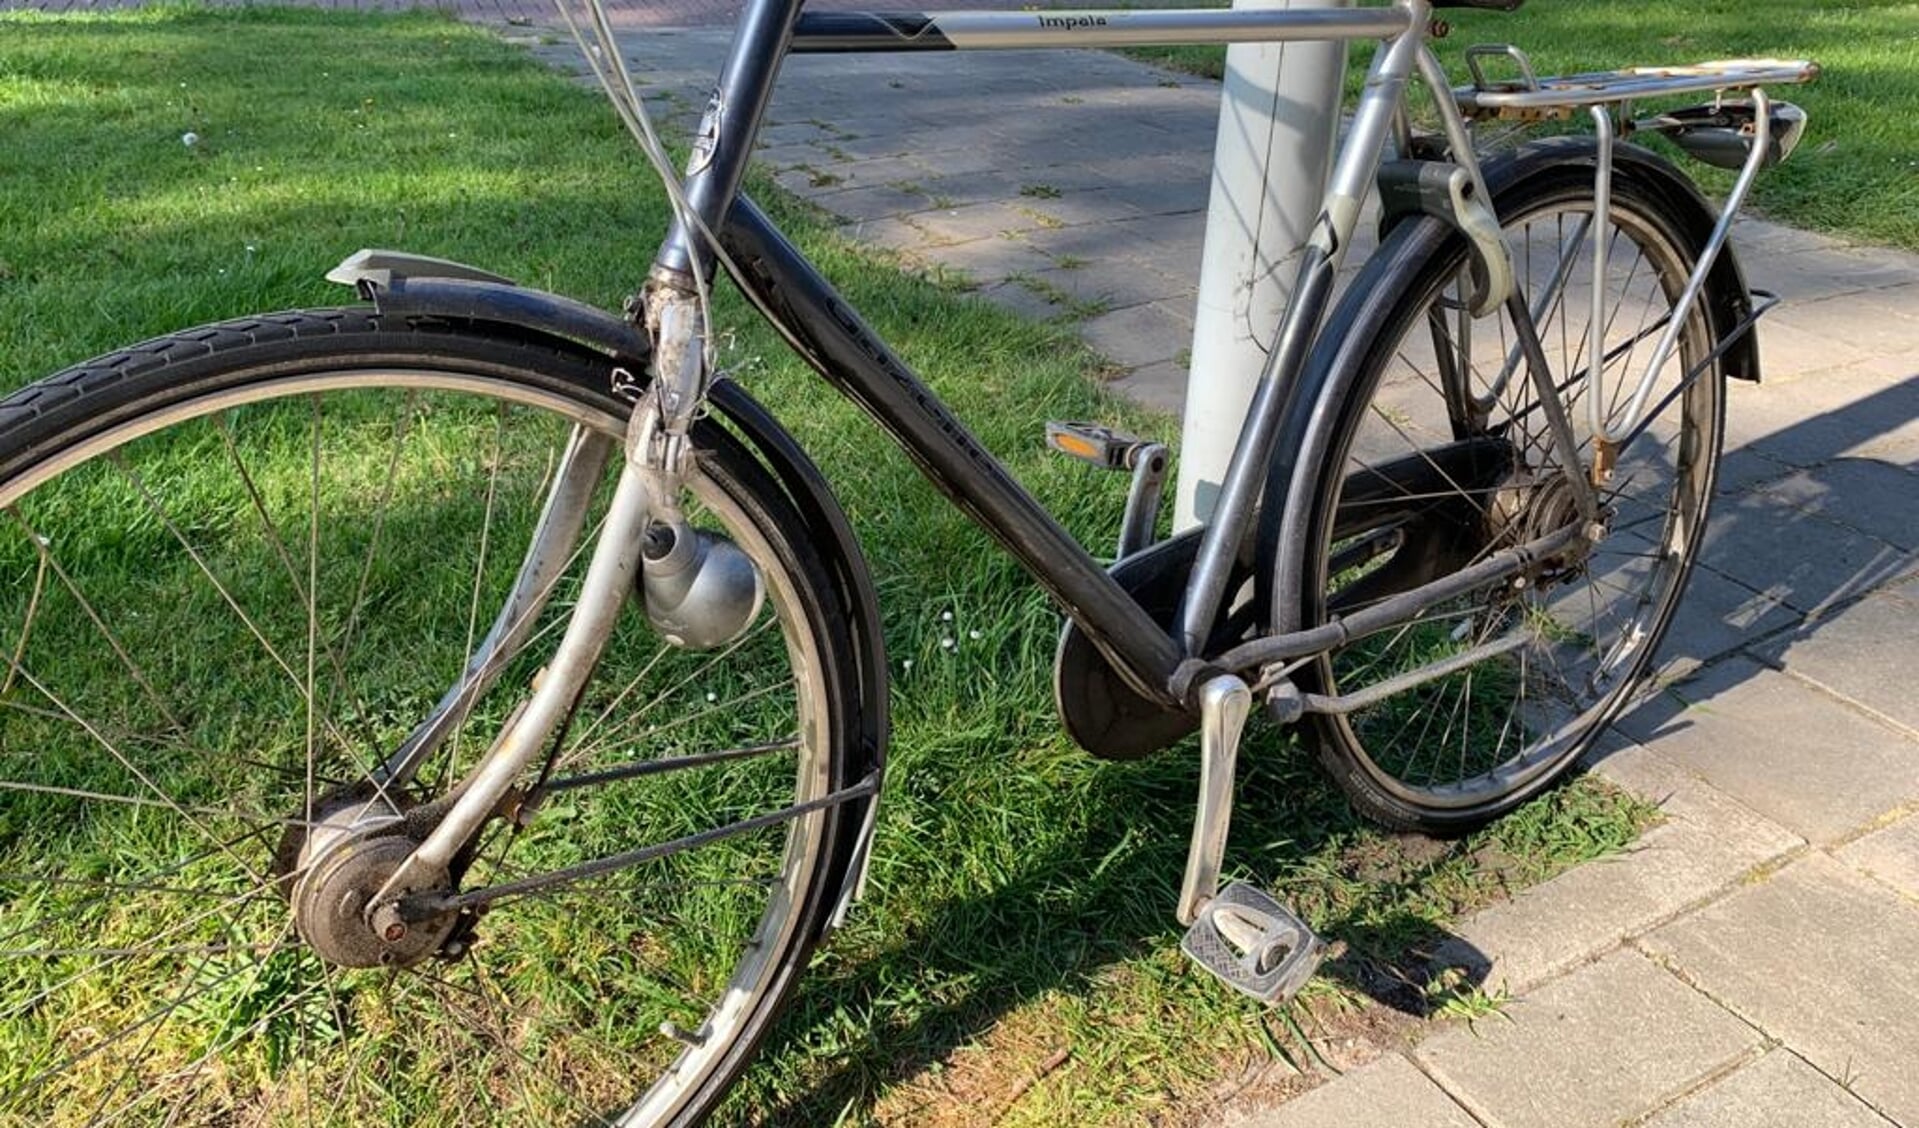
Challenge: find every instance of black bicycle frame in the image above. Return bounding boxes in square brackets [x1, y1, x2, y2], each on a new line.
[651, 0, 1429, 711]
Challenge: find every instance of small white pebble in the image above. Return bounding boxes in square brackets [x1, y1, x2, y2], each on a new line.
[901, 659, 914, 671]
[180, 131, 200, 147]
[968, 630, 982, 641]
[940, 637, 954, 650]
[705, 691, 717, 703]
[940, 610, 954, 622]
[244, 243, 257, 254]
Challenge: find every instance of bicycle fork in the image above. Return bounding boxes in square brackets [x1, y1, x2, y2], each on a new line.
[360, 287, 764, 948]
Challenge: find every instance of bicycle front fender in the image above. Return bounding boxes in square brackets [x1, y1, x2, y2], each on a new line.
[327, 249, 890, 934]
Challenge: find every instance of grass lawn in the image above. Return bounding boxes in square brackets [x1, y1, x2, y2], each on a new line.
[0, 7, 1655, 1124]
[1124, 0, 1919, 251]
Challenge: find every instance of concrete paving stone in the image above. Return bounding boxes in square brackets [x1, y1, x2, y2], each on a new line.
[1753, 319, 1878, 380]
[977, 277, 1077, 324]
[1696, 488, 1915, 618]
[1749, 582, 1919, 736]
[772, 166, 859, 196]
[1819, 245, 1919, 290]
[1102, 177, 1212, 218]
[1010, 229, 1156, 276]
[1836, 811, 1919, 904]
[908, 170, 1030, 209]
[1641, 1049, 1896, 1128]
[830, 156, 939, 189]
[1004, 188, 1146, 229]
[1012, 214, 1199, 270]
[832, 215, 938, 259]
[1414, 949, 1761, 1128]
[1134, 238, 1204, 285]
[1649, 562, 1800, 679]
[1232, 1053, 1478, 1128]
[1102, 358, 1188, 416]
[908, 201, 1058, 245]
[1853, 353, 1919, 384]
[1766, 296, 1919, 368]
[1016, 264, 1187, 315]
[809, 184, 931, 224]
[1431, 735, 1803, 994]
[1790, 288, 1919, 362]
[989, 118, 1185, 164]
[809, 131, 919, 163]
[1732, 372, 1919, 473]
[901, 144, 1031, 179]
[1749, 248, 1895, 304]
[1614, 656, 1919, 845]
[1735, 218, 1850, 258]
[1744, 233, 1919, 296]
[754, 119, 839, 148]
[917, 234, 1065, 282]
[1641, 853, 1919, 1127]
[1079, 301, 1194, 370]
[750, 142, 833, 172]
[1714, 445, 1802, 495]
[1750, 457, 1919, 550]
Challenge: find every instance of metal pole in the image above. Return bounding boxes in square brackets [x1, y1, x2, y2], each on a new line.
[1175, 0, 1351, 529]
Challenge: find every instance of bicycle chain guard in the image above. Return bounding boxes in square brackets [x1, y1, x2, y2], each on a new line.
[1053, 529, 1255, 761]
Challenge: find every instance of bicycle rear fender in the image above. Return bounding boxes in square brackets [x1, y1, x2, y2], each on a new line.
[329, 250, 890, 933]
[1381, 139, 1762, 385]
[1254, 137, 1760, 644]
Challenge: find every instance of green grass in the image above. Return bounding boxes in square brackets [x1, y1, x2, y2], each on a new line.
[1121, 0, 1919, 250]
[0, 8, 1658, 1124]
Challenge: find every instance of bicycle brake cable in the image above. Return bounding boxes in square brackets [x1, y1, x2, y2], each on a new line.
[556, 0, 747, 377]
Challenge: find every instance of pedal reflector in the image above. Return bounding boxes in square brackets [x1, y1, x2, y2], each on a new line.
[1045, 420, 1149, 471]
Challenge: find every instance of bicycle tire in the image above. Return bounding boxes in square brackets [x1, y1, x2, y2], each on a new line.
[0, 308, 862, 1125]
[1272, 142, 1726, 834]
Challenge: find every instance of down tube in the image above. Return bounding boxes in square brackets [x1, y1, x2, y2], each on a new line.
[718, 194, 1193, 708]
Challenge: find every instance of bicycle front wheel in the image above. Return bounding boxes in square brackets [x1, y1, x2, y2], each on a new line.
[1278, 144, 1725, 834]
[0, 310, 862, 1125]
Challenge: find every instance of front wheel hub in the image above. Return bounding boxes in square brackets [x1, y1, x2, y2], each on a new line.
[289, 799, 457, 969]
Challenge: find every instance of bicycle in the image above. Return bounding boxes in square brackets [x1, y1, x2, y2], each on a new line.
[0, 0, 1815, 1121]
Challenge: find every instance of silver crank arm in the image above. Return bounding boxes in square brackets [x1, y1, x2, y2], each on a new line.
[1177, 674, 1252, 925]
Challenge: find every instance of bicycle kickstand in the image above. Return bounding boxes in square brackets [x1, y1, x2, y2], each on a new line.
[1176, 674, 1326, 1005]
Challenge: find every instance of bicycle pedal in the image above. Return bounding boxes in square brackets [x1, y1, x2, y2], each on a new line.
[1045, 420, 1152, 471]
[1181, 882, 1325, 1005]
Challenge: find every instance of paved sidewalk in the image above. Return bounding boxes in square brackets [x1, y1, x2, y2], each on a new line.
[559, 29, 1919, 1127]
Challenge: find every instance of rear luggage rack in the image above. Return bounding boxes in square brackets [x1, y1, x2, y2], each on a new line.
[1455, 50, 1819, 120]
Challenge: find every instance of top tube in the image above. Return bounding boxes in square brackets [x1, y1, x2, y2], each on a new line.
[788, 7, 1413, 52]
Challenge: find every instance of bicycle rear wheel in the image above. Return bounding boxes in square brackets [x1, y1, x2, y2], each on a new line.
[1277, 145, 1725, 834]
[0, 310, 862, 1125]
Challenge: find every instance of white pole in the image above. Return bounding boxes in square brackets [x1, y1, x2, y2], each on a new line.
[1176, 0, 1352, 530]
